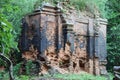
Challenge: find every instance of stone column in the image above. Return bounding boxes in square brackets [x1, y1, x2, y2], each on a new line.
[88, 19, 94, 74]
[63, 22, 74, 52]
[96, 18, 107, 75]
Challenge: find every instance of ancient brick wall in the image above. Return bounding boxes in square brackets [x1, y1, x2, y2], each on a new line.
[19, 4, 107, 75]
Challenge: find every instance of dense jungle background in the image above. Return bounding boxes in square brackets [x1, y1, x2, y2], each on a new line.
[0, 0, 120, 80]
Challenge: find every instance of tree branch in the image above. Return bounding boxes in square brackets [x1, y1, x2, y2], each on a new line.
[0, 53, 14, 80]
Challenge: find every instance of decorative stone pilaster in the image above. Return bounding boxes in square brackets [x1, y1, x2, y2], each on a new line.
[94, 18, 107, 75]
[63, 22, 74, 52]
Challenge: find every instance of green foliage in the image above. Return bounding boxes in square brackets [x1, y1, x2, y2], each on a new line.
[0, 12, 18, 66]
[69, 0, 107, 18]
[70, 0, 86, 10]
[0, 14, 18, 55]
[13, 60, 33, 75]
[0, 58, 7, 66]
[52, 73, 107, 80]
[15, 75, 29, 80]
[13, 63, 22, 75]
[106, 0, 120, 71]
[0, 73, 30, 80]
[0, 69, 114, 80]
[0, 71, 9, 80]
[0, 0, 38, 65]
[0, 71, 5, 80]
[36, 72, 109, 80]
[1, 0, 38, 36]
[34, 0, 107, 18]
[26, 60, 33, 75]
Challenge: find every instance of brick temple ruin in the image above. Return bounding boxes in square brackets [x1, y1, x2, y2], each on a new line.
[19, 3, 107, 75]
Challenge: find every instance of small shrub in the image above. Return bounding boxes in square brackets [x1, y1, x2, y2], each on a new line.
[26, 60, 33, 75]
[13, 63, 22, 75]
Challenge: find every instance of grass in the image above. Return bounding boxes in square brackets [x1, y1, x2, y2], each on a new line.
[53, 73, 106, 80]
[0, 71, 114, 80]
[33, 72, 114, 80]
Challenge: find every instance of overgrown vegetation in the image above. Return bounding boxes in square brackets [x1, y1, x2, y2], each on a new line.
[34, 0, 107, 18]
[106, 0, 120, 71]
[0, 13, 17, 70]
[0, 0, 38, 65]
[1, 0, 38, 37]
[0, 0, 38, 79]
[0, 14, 17, 55]
[42, 73, 108, 80]
[0, 72, 114, 80]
